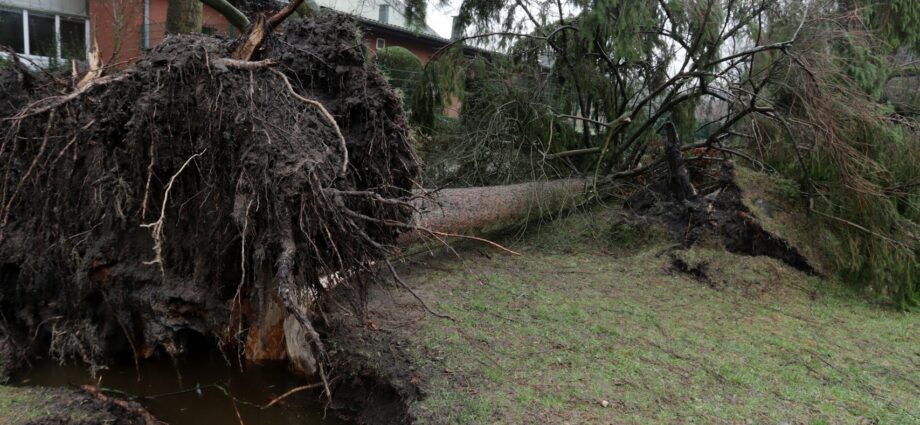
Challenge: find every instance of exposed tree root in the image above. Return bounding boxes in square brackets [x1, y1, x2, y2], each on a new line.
[261, 382, 324, 409]
[268, 67, 349, 176]
[80, 384, 162, 425]
[385, 260, 454, 321]
[0, 16, 417, 396]
[626, 160, 816, 274]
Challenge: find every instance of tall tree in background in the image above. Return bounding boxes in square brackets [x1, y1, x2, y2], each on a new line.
[166, 0, 203, 34]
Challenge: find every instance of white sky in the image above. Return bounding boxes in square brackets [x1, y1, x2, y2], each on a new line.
[422, 0, 554, 40]
[425, 0, 460, 38]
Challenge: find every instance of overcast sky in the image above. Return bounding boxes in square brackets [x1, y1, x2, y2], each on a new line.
[425, 0, 460, 38]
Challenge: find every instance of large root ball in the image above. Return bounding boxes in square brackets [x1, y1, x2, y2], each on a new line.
[0, 16, 416, 371]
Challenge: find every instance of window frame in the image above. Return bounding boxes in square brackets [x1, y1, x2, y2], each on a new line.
[376, 38, 386, 49]
[0, 7, 89, 67]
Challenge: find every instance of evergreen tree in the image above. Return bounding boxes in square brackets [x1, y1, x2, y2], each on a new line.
[412, 0, 920, 308]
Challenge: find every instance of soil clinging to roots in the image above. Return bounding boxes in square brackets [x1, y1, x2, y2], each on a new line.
[0, 15, 417, 379]
[625, 161, 816, 275]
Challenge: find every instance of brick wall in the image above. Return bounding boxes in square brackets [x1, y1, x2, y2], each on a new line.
[364, 34, 438, 64]
[89, 0, 233, 65]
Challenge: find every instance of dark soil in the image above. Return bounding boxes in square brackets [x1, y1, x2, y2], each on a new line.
[320, 285, 424, 425]
[625, 161, 816, 274]
[0, 14, 416, 382]
[669, 255, 710, 281]
[230, 0, 286, 14]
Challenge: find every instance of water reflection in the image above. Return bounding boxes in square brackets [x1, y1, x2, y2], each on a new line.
[17, 354, 348, 425]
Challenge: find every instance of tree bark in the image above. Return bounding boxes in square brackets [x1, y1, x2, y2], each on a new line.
[400, 179, 590, 245]
[273, 179, 592, 377]
[166, 0, 202, 35]
[662, 122, 697, 201]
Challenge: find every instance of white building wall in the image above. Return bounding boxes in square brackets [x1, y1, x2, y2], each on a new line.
[0, 0, 86, 16]
[313, 0, 436, 35]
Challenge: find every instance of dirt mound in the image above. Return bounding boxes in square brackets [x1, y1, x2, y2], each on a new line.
[625, 161, 815, 274]
[0, 15, 416, 377]
[319, 280, 432, 425]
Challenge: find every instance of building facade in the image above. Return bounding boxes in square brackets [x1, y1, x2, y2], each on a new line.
[0, 0, 234, 66]
[0, 0, 470, 115]
[313, 0, 453, 64]
[0, 0, 456, 67]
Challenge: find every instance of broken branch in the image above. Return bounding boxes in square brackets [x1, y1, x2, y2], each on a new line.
[268, 0, 306, 30]
[261, 383, 324, 409]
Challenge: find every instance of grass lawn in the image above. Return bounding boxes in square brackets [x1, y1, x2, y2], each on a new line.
[0, 385, 128, 425]
[370, 207, 920, 424]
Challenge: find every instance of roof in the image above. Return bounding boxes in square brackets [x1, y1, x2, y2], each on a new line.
[378, 0, 439, 36]
[354, 14, 450, 44]
[312, 0, 438, 36]
[355, 14, 495, 58]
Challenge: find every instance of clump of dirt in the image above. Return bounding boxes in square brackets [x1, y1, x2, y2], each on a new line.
[669, 255, 710, 281]
[0, 14, 416, 381]
[626, 161, 816, 275]
[231, 0, 286, 14]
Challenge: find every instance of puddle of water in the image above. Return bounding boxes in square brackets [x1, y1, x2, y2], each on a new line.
[15, 354, 349, 425]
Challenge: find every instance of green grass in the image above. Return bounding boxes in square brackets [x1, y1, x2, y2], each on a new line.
[733, 167, 835, 275]
[0, 385, 121, 425]
[384, 210, 920, 424]
[0, 386, 43, 425]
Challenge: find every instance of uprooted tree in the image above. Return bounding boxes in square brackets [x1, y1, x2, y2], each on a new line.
[413, 0, 920, 308]
[0, 0, 588, 395]
[0, 5, 421, 394]
[0, 1, 918, 411]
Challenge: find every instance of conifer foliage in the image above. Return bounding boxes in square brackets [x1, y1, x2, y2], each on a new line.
[414, 0, 920, 308]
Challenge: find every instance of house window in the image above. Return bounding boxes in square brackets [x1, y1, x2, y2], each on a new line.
[27, 13, 55, 57]
[0, 8, 88, 64]
[142, 0, 151, 49]
[0, 10, 25, 53]
[60, 16, 86, 60]
[378, 4, 389, 24]
[376, 38, 386, 49]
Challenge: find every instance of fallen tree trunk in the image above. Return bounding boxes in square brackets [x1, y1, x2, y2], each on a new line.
[281, 179, 592, 377]
[400, 179, 589, 245]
